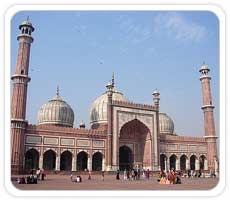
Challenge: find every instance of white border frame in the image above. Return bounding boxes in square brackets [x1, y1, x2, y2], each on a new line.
[4, 4, 226, 197]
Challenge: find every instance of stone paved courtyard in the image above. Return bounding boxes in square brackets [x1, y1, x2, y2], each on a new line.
[12, 174, 219, 190]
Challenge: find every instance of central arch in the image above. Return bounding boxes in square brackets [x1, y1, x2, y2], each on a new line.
[119, 119, 151, 169]
[119, 145, 133, 170]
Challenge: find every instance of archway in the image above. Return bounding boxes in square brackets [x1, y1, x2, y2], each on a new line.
[190, 155, 196, 170]
[92, 152, 103, 171]
[119, 146, 133, 170]
[60, 151, 72, 170]
[169, 154, 177, 170]
[160, 154, 167, 171]
[43, 150, 56, 170]
[199, 155, 206, 170]
[77, 151, 88, 171]
[119, 119, 151, 169]
[25, 149, 39, 171]
[180, 155, 187, 171]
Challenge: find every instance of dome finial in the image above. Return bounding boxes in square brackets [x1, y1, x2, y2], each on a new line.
[27, 16, 30, 21]
[56, 86, 59, 96]
[112, 72, 115, 87]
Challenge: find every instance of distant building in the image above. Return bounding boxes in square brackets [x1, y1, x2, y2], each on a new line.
[11, 20, 218, 174]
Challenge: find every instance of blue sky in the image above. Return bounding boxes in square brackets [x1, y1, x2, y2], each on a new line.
[11, 10, 219, 137]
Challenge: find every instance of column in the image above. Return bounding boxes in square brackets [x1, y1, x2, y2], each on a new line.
[87, 154, 92, 171]
[176, 158, 180, 171]
[55, 154, 60, 171]
[39, 153, 43, 169]
[102, 156, 105, 171]
[186, 158, 190, 170]
[167, 158, 170, 171]
[72, 153, 76, 171]
[164, 157, 167, 172]
[195, 158, 200, 171]
[204, 159, 208, 170]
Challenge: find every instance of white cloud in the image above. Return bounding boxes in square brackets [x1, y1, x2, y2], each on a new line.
[153, 12, 207, 42]
[118, 15, 152, 44]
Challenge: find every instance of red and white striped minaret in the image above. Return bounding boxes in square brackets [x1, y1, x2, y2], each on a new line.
[199, 63, 218, 172]
[11, 19, 34, 174]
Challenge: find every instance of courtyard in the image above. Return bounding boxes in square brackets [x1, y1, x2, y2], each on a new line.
[12, 174, 219, 191]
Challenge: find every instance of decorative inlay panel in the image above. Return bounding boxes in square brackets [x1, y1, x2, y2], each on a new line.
[189, 145, 197, 152]
[199, 146, 207, 152]
[168, 144, 177, 150]
[77, 139, 90, 147]
[93, 140, 104, 148]
[44, 137, 58, 145]
[179, 144, 188, 151]
[61, 138, 74, 146]
[160, 144, 166, 152]
[26, 135, 42, 144]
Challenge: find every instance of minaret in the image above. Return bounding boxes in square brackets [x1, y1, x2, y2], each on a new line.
[199, 63, 218, 171]
[153, 89, 161, 171]
[11, 19, 34, 174]
[106, 74, 114, 171]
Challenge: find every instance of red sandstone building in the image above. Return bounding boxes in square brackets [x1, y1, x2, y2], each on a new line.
[11, 20, 219, 175]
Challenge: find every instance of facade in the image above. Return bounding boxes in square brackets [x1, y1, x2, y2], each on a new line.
[11, 20, 218, 175]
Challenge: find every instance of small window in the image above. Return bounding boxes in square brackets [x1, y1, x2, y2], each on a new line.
[21, 69, 24, 74]
[25, 28, 28, 34]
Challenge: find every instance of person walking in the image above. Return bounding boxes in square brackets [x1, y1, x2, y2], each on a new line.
[36, 168, 41, 180]
[101, 171, 105, 181]
[116, 169, 120, 180]
[88, 170, 92, 180]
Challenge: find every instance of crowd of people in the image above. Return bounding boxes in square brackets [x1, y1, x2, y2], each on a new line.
[118, 168, 151, 181]
[17, 168, 46, 184]
[158, 169, 181, 184]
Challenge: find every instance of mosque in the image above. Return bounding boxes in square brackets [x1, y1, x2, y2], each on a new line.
[11, 20, 218, 175]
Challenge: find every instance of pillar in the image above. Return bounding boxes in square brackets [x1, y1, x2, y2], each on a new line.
[195, 158, 200, 171]
[55, 154, 60, 171]
[87, 154, 92, 171]
[176, 158, 180, 171]
[102, 156, 105, 171]
[72, 154, 76, 171]
[204, 159, 208, 170]
[164, 157, 167, 172]
[186, 158, 190, 170]
[39, 153, 43, 169]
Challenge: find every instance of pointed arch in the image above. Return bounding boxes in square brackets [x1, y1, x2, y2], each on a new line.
[77, 151, 88, 171]
[25, 148, 39, 171]
[169, 154, 177, 170]
[190, 155, 197, 170]
[119, 145, 133, 170]
[60, 150, 72, 170]
[160, 154, 167, 171]
[92, 152, 103, 171]
[180, 154, 188, 171]
[43, 150, 56, 170]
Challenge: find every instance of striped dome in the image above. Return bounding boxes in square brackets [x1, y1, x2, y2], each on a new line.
[159, 113, 175, 134]
[38, 91, 74, 127]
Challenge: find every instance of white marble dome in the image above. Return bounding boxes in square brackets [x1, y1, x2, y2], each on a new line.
[159, 113, 175, 134]
[38, 91, 74, 127]
[90, 87, 128, 126]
